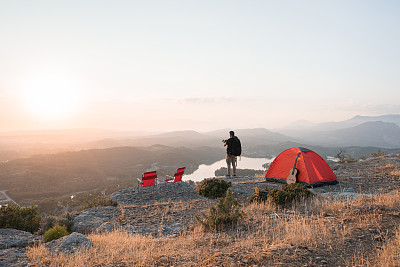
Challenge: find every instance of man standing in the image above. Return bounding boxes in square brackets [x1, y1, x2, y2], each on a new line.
[222, 131, 241, 177]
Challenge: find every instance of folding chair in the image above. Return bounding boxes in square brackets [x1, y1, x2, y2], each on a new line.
[137, 171, 158, 197]
[164, 167, 185, 192]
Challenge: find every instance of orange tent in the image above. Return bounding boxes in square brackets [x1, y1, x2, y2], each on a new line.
[265, 147, 338, 187]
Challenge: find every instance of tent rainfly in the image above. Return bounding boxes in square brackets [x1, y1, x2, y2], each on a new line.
[265, 147, 338, 187]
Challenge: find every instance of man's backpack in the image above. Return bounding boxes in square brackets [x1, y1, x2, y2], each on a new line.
[231, 137, 242, 156]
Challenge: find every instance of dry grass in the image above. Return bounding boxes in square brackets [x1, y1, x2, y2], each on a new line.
[389, 169, 400, 176]
[375, 226, 400, 266]
[27, 191, 400, 266]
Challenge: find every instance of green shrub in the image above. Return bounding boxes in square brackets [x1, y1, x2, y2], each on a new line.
[58, 213, 74, 233]
[248, 187, 269, 204]
[249, 183, 314, 206]
[195, 188, 243, 231]
[0, 204, 41, 233]
[39, 213, 75, 235]
[196, 178, 231, 199]
[282, 183, 314, 201]
[81, 194, 117, 210]
[43, 224, 69, 243]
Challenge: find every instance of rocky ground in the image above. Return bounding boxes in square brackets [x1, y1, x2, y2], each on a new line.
[1, 154, 400, 266]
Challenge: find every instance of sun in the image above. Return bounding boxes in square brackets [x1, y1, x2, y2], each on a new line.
[21, 74, 81, 121]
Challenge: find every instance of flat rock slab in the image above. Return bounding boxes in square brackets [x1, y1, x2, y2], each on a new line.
[0, 229, 41, 249]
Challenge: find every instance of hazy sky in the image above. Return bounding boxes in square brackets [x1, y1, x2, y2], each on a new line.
[1, 1, 399, 131]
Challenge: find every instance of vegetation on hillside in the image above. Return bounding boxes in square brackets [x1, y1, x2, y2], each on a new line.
[27, 191, 400, 266]
[249, 183, 314, 206]
[195, 178, 231, 199]
[195, 188, 243, 231]
[0, 204, 41, 233]
[43, 225, 69, 243]
[0, 145, 224, 212]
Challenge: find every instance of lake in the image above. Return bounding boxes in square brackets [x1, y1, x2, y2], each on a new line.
[184, 157, 275, 182]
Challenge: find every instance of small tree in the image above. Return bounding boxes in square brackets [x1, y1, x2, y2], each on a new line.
[336, 149, 346, 163]
[196, 188, 243, 231]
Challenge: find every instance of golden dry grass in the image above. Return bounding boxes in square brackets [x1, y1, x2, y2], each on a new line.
[27, 191, 400, 266]
[389, 169, 400, 176]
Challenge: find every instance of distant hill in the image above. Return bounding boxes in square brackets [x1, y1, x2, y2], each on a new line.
[245, 141, 400, 159]
[276, 114, 400, 148]
[278, 114, 400, 134]
[284, 121, 400, 148]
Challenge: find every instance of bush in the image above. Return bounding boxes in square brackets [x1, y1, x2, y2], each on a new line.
[43, 224, 69, 242]
[345, 156, 358, 163]
[39, 213, 74, 235]
[371, 149, 386, 158]
[248, 187, 269, 204]
[195, 188, 243, 231]
[249, 183, 314, 206]
[196, 178, 231, 199]
[81, 194, 117, 210]
[58, 213, 74, 233]
[0, 204, 41, 233]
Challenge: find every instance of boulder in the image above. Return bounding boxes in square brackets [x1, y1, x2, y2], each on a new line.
[45, 232, 91, 253]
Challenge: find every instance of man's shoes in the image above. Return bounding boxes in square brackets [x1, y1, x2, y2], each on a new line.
[232, 174, 237, 177]
[225, 175, 231, 178]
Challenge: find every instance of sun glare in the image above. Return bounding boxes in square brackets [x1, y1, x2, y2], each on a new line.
[21, 74, 81, 121]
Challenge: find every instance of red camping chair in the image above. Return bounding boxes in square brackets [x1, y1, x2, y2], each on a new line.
[165, 167, 185, 191]
[137, 171, 158, 196]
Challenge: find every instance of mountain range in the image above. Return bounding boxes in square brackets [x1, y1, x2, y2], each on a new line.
[277, 114, 400, 148]
[1, 114, 400, 162]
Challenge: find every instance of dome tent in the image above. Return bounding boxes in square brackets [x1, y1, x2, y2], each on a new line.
[265, 147, 338, 187]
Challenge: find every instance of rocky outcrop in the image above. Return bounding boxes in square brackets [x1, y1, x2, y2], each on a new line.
[72, 206, 120, 234]
[72, 182, 213, 236]
[110, 182, 204, 206]
[45, 232, 91, 253]
[0, 229, 41, 267]
[0, 229, 41, 249]
[0, 247, 28, 267]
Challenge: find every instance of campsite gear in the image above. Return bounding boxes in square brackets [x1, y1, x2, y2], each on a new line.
[137, 171, 158, 196]
[165, 167, 185, 192]
[266, 147, 338, 187]
[165, 167, 185, 184]
[287, 152, 301, 184]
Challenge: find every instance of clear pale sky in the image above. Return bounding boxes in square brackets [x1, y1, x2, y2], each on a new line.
[1, 1, 399, 131]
